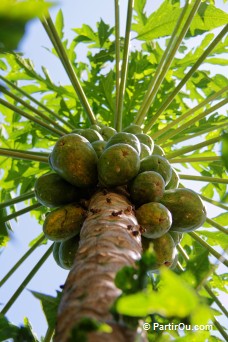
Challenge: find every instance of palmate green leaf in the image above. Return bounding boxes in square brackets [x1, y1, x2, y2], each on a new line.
[0, 0, 53, 52]
[132, 0, 181, 40]
[31, 290, 62, 330]
[100, 71, 115, 113]
[29, 233, 47, 248]
[73, 24, 99, 47]
[132, 1, 228, 41]
[198, 230, 228, 250]
[206, 213, 228, 227]
[55, 9, 64, 40]
[3, 53, 75, 100]
[175, 34, 228, 70]
[73, 19, 113, 49]
[205, 58, 228, 66]
[0, 313, 38, 342]
[116, 267, 199, 318]
[188, 2, 228, 36]
[97, 19, 114, 48]
[181, 249, 211, 288]
[134, 0, 147, 26]
[201, 183, 215, 198]
[209, 272, 228, 294]
[174, 33, 215, 69]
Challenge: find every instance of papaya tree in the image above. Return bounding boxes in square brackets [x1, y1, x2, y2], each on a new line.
[0, 0, 228, 341]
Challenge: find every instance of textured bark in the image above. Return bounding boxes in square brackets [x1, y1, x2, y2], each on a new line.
[54, 191, 146, 342]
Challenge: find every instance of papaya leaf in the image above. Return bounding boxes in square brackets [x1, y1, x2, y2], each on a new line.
[97, 19, 114, 48]
[116, 268, 199, 318]
[73, 24, 99, 47]
[29, 233, 47, 248]
[132, 0, 182, 40]
[209, 272, 228, 294]
[208, 212, 228, 227]
[30, 290, 62, 330]
[134, 0, 147, 26]
[188, 3, 228, 36]
[0, 313, 38, 342]
[0, 0, 53, 52]
[181, 249, 211, 288]
[132, 1, 228, 41]
[197, 230, 228, 250]
[55, 9, 64, 40]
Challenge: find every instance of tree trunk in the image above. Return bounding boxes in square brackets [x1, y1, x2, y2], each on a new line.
[54, 191, 146, 342]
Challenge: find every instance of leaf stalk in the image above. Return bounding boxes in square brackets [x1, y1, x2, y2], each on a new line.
[0, 148, 49, 164]
[0, 203, 42, 224]
[144, 23, 228, 132]
[41, 15, 96, 124]
[0, 75, 75, 130]
[134, 0, 190, 125]
[0, 235, 46, 287]
[153, 86, 228, 140]
[0, 191, 35, 210]
[166, 136, 220, 159]
[179, 174, 228, 184]
[0, 98, 64, 137]
[115, 0, 134, 132]
[0, 244, 53, 315]
[0, 85, 69, 134]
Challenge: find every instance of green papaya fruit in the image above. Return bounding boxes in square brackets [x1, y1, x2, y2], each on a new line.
[169, 231, 183, 245]
[100, 126, 117, 141]
[90, 124, 102, 132]
[136, 202, 172, 239]
[105, 132, 141, 155]
[49, 133, 98, 188]
[142, 233, 176, 270]
[91, 140, 107, 158]
[59, 235, 80, 269]
[71, 128, 84, 134]
[140, 143, 151, 160]
[98, 143, 140, 187]
[169, 253, 179, 270]
[123, 124, 143, 134]
[136, 133, 154, 153]
[52, 242, 62, 267]
[129, 171, 165, 205]
[43, 203, 86, 241]
[140, 155, 172, 185]
[152, 233, 176, 270]
[79, 128, 103, 143]
[34, 173, 82, 207]
[153, 144, 165, 156]
[159, 188, 207, 232]
[165, 167, 179, 190]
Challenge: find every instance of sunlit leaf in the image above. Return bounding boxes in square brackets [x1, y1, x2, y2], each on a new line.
[198, 230, 228, 250]
[55, 9, 64, 40]
[0, 0, 53, 51]
[31, 290, 62, 330]
[116, 268, 199, 317]
[0, 313, 38, 342]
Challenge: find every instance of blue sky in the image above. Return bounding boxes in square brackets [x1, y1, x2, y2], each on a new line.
[0, 0, 227, 340]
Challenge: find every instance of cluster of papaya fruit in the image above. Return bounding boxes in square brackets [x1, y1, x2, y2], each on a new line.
[34, 123, 206, 270]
